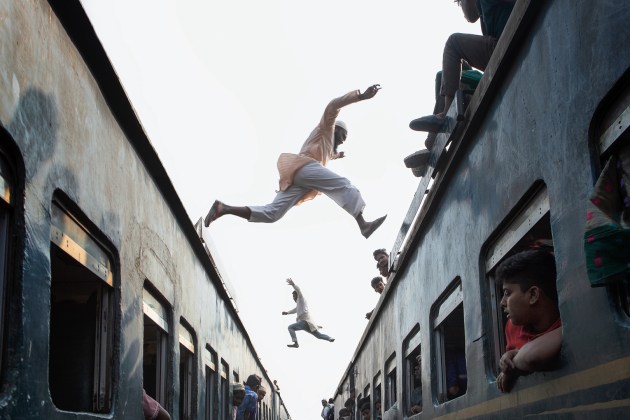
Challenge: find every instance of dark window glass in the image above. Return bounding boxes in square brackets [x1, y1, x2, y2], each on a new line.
[49, 202, 114, 412]
[433, 281, 467, 404]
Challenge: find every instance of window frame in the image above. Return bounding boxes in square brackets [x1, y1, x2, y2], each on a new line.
[403, 326, 422, 415]
[48, 198, 117, 413]
[384, 352, 397, 410]
[143, 286, 171, 407]
[179, 320, 196, 420]
[204, 345, 218, 420]
[373, 371, 382, 418]
[0, 146, 20, 385]
[483, 184, 553, 375]
[431, 279, 467, 404]
[591, 80, 630, 318]
[220, 359, 229, 420]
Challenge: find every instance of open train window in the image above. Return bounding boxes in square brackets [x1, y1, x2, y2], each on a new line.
[204, 345, 218, 420]
[384, 353, 397, 410]
[0, 148, 19, 383]
[143, 287, 171, 408]
[591, 73, 630, 318]
[432, 279, 467, 403]
[233, 370, 239, 384]
[49, 200, 115, 413]
[373, 372, 382, 419]
[403, 326, 422, 416]
[220, 359, 229, 419]
[179, 321, 196, 420]
[484, 184, 553, 375]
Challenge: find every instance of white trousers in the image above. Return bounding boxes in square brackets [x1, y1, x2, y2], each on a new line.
[248, 161, 366, 223]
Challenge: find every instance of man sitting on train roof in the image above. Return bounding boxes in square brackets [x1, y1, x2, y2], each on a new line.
[409, 0, 516, 135]
[406, 0, 516, 179]
[496, 249, 562, 393]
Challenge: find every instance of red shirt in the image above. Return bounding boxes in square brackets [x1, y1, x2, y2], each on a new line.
[505, 318, 562, 351]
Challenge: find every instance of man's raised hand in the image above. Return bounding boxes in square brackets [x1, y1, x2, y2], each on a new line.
[360, 84, 381, 100]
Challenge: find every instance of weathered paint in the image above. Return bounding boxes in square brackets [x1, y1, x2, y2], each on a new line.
[333, 0, 630, 418]
[0, 0, 290, 418]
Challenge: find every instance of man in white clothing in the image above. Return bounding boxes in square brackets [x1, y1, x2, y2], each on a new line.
[204, 85, 386, 238]
[282, 278, 334, 348]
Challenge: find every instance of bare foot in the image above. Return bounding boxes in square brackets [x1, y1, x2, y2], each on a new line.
[204, 200, 224, 227]
[361, 215, 387, 238]
[286, 342, 299, 348]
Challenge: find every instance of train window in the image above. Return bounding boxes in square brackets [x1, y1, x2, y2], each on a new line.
[373, 372, 382, 419]
[592, 78, 630, 317]
[432, 279, 467, 403]
[403, 326, 422, 415]
[355, 393, 362, 420]
[143, 287, 170, 408]
[0, 152, 16, 382]
[179, 321, 196, 420]
[384, 353, 397, 410]
[204, 345, 218, 420]
[233, 370, 239, 384]
[220, 359, 229, 419]
[48, 201, 115, 413]
[484, 184, 553, 374]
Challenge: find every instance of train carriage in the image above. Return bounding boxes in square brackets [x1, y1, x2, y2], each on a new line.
[0, 0, 290, 419]
[332, 0, 630, 418]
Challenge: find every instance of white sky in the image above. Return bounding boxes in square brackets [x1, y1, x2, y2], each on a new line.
[80, 1, 481, 417]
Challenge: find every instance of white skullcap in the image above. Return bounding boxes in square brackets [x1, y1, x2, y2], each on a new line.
[334, 120, 348, 131]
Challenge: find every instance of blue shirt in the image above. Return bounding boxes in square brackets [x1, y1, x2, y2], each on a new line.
[236, 385, 258, 420]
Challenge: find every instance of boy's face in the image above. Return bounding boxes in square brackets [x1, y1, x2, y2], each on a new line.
[500, 281, 532, 326]
[373, 280, 385, 294]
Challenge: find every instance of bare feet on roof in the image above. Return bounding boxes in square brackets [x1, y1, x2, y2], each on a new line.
[360, 215, 387, 239]
[204, 200, 224, 227]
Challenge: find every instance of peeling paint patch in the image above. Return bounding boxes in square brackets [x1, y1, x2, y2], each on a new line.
[11, 74, 19, 108]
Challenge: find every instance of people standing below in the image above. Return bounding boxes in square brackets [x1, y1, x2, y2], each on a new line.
[237, 374, 261, 420]
[365, 276, 387, 320]
[231, 383, 246, 420]
[282, 278, 335, 348]
[205, 85, 387, 239]
[409, 0, 516, 134]
[495, 250, 562, 393]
